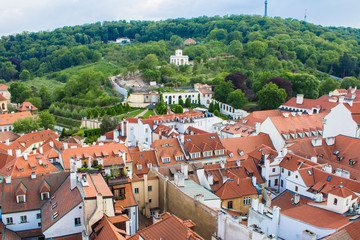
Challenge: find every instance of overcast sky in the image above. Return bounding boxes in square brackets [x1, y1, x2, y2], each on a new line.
[1, 0, 359, 37]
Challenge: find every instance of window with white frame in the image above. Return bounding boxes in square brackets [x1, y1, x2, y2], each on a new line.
[41, 192, 50, 200]
[6, 217, 13, 225]
[215, 149, 224, 155]
[203, 151, 213, 157]
[175, 155, 183, 162]
[191, 152, 200, 159]
[162, 157, 170, 163]
[137, 164, 142, 170]
[17, 195, 26, 203]
[20, 215, 27, 223]
[243, 197, 251, 205]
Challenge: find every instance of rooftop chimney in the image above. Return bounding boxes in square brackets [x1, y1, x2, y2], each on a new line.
[294, 193, 300, 205]
[39, 147, 43, 154]
[5, 139, 9, 146]
[7, 149, 12, 156]
[181, 163, 188, 179]
[15, 149, 21, 157]
[50, 141, 54, 148]
[296, 94, 304, 105]
[236, 159, 241, 167]
[265, 191, 271, 207]
[23, 153, 28, 161]
[31, 172, 36, 179]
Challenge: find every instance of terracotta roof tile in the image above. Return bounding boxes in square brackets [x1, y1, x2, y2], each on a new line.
[0, 84, 9, 91]
[281, 204, 352, 229]
[91, 215, 127, 240]
[17, 102, 38, 111]
[61, 143, 131, 170]
[222, 134, 274, 162]
[128, 213, 203, 240]
[242, 109, 280, 127]
[184, 133, 226, 160]
[282, 97, 338, 113]
[2, 172, 69, 214]
[215, 178, 258, 200]
[0, 111, 32, 126]
[113, 180, 137, 208]
[151, 138, 186, 167]
[41, 175, 82, 232]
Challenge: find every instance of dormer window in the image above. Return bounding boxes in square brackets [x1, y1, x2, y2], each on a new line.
[41, 192, 50, 200]
[31, 166, 36, 170]
[175, 155, 183, 162]
[137, 164, 142, 170]
[18, 168, 24, 172]
[17, 195, 26, 203]
[203, 151, 213, 157]
[282, 134, 289, 141]
[215, 149, 224, 155]
[162, 157, 170, 163]
[190, 152, 200, 159]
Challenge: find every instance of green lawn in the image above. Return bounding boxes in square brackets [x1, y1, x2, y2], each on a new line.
[118, 109, 144, 120]
[141, 109, 155, 119]
[242, 102, 259, 112]
[55, 60, 120, 78]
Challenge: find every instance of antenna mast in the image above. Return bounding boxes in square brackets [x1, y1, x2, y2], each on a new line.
[264, 0, 268, 17]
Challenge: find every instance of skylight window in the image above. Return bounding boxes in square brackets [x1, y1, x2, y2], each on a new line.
[326, 176, 332, 182]
[307, 170, 312, 176]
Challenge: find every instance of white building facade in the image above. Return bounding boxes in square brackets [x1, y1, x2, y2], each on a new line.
[170, 49, 189, 66]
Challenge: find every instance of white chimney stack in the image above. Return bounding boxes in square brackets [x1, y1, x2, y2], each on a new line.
[296, 94, 304, 105]
[31, 172, 36, 179]
[39, 147, 43, 154]
[15, 149, 21, 157]
[181, 163, 188, 179]
[5, 139, 9, 146]
[208, 174, 213, 185]
[7, 149, 12, 156]
[50, 141, 54, 148]
[294, 193, 300, 205]
[23, 153, 28, 161]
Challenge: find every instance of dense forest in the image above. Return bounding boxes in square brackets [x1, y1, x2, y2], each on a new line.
[3, 14, 360, 111]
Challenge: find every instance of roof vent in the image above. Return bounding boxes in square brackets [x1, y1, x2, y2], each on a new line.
[282, 113, 289, 118]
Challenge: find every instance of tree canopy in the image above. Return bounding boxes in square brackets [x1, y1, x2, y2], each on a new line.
[257, 83, 287, 110]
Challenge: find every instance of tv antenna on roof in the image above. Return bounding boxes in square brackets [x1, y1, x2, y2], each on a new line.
[264, 0, 268, 17]
[304, 9, 307, 22]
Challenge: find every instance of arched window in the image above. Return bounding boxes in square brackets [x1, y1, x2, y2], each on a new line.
[334, 198, 338, 205]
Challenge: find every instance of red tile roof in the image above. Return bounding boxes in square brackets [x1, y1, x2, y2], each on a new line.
[81, 173, 113, 199]
[90, 215, 127, 240]
[184, 38, 197, 44]
[221, 123, 255, 137]
[128, 212, 203, 240]
[61, 143, 131, 170]
[113, 180, 137, 208]
[215, 178, 258, 200]
[184, 133, 226, 160]
[222, 134, 274, 162]
[153, 124, 180, 138]
[282, 97, 338, 113]
[0, 94, 7, 102]
[17, 102, 38, 111]
[328, 186, 358, 199]
[2, 171, 69, 214]
[151, 138, 186, 167]
[0, 111, 32, 126]
[325, 219, 360, 240]
[268, 112, 326, 143]
[0, 131, 19, 143]
[41, 174, 82, 232]
[281, 204, 352, 229]
[0, 153, 59, 178]
[288, 135, 360, 180]
[184, 126, 209, 135]
[0, 84, 9, 91]
[131, 150, 158, 177]
[242, 109, 280, 127]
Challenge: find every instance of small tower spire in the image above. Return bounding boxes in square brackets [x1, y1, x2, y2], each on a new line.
[264, 0, 268, 17]
[304, 9, 307, 22]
